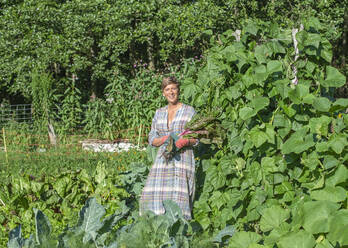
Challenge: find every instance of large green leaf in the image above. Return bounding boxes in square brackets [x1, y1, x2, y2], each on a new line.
[323, 155, 339, 170]
[52, 176, 70, 198]
[309, 116, 331, 136]
[267, 40, 286, 54]
[320, 66, 346, 88]
[7, 226, 23, 248]
[288, 84, 310, 104]
[302, 201, 340, 234]
[75, 197, 106, 243]
[327, 210, 348, 246]
[260, 205, 290, 232]
[251, 96, 270, 112]
[267, 60, 282, 74]
[239, 107, 256, 120]
[264, 222, 291, 246]
[313, 97, 331, 112]
[228, 231, 262, 248]
[254, 65, 268, 83]
[163, 199, 184, 223]
[272, 80, 291, 98]
[277, 230, 316, 248]
[328, 134, 347, 154]
[330, 98, 348, 112]
[249, 130, 268, 148]
[245, 22, 259, 36]
[305, 17, 322, 32]
[98, 201, 129, 236]
[304, 33, 321, 48]
[212, 225, 235, 244]
[282, 129, 315, 154]
[254, 45, 268, 64]
[223, 45, 238, 62]
[319, 39, 333, 63]
[310, 186, 346, 203]
[95, 162, 107, 184]
[326, 164, 348, 187]
[261, 157, 278, 173]
[34, 208, 52, 245]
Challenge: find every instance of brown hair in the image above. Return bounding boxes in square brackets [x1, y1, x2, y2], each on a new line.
[161, 76, 180, 91]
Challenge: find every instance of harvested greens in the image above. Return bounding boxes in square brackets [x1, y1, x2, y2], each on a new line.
[162, 111, 225, 162]
[161, 132, 181, 162]
[180, 111, 225, 145]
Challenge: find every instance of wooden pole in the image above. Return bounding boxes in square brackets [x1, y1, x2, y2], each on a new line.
[48, 121, 57, 146]
[2, 127, 8, 166]
[137, 124, 143, 148]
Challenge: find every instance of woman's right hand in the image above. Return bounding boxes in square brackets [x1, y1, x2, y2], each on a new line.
[152, 135, 169, 147]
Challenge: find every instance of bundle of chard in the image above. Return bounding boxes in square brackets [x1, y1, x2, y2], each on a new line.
[179, 111, 225, 145]
[161, 111, 225, 162]
[162, 135, 178, 162]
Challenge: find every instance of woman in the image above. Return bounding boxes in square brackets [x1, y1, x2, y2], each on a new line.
[140, 76, 197, 219]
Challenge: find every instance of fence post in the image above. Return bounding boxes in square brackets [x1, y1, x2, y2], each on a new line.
[2, 127, 9, 166]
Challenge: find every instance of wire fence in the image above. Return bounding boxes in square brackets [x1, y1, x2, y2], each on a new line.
[0, 104, 33, 126]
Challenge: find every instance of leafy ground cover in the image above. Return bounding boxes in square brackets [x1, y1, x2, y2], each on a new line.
[182, 18, 348, 247]
[0, 147, 149, 247]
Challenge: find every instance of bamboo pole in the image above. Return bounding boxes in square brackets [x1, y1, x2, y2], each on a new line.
[2, 127, 8, 166]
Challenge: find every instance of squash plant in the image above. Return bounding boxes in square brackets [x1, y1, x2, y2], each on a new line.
[180, 17, 348, 247]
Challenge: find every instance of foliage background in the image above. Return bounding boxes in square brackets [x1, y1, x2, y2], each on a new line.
[1, 0, 347, 107]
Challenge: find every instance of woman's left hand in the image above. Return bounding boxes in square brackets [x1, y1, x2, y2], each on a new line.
[175, 138, 196, 149]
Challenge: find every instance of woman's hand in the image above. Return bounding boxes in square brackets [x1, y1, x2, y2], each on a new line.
[175, 138, 196, 149]
[152, 135, 169, 147]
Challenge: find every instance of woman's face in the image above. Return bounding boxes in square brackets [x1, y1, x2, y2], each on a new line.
[163, 83, 179, 105]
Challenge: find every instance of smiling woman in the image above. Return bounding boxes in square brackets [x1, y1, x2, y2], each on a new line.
[139, 76, 198, 219]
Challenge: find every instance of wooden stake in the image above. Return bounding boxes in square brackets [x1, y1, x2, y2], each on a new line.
[2, 127, 8, 166]
[48, 121, 57, 146]
[137, 124, 143, 148]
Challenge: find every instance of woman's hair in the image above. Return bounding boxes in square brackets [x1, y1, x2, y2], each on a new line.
[161, 76, 180, 91]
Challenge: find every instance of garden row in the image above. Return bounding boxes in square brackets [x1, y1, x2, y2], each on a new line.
[1, 148, 150, 247]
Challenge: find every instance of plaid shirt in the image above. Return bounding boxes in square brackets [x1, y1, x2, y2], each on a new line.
[140, 103, 196, 219]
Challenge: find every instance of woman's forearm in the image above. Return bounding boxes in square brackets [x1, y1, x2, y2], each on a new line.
[152, 136, 197, 147]
[151, 137, 167, 147]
